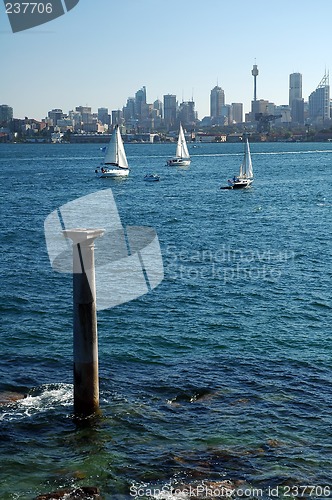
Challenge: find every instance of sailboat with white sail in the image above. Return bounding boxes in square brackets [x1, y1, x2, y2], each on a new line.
[95, 125, 129, 178]
[224, 137, 253, 189]
[166, 123, 191, 166]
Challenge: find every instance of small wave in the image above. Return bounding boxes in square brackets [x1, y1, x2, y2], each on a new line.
[317, 202, 332, 207]
[191, 153, 243, 158]
[164, 217, 181, 224]
[187, 149, 332, 158]
[254, 149, 332, 156]
[0, 156, 100, 162]
[309, 300, 331, 310]
[0, 383, 72, 422]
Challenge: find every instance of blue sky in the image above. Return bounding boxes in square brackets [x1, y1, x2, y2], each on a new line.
[1, 0, 331, 120]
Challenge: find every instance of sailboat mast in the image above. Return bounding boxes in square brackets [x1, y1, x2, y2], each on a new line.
[115, 126, 119, 165]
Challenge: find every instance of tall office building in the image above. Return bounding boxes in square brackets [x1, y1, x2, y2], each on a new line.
[75, 106, 97, 132]
[111, 109, 123, 126]
[98, 107, 109, 125]
[251, 99, 270, 116]
[163, 94, 177, 128]
[123, 97, 135, 121]
[48, 108, 64, 126]
[308, 72, 330, 123]
[210, 86, 225, 118]
[135, 86, 147, 118]
[289, 73, 302, 104]
[178, 101, 196, 127]
[231, 103, 243, 124]
[289, 73, 304, 124]
[0, 104, 13, 124]
[153, 99, 163, 116]
[151, 100, 163, 128]
[291, 98, 304, 124]
[75, 106, 93, 124]
[220, 105, 232, 125]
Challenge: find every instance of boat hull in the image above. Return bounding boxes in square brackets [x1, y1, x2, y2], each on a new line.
[232, 180, 253, 189]
[96, 168, 129, 178]
[227, 178, 253, 189]
[167, 158, 191, 166]
[144, 174, 160, 182]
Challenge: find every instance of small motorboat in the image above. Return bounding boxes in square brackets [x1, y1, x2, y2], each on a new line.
[144, 174, 160, 182]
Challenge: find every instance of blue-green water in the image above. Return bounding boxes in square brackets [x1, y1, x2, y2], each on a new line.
[0, 142, 331, 499]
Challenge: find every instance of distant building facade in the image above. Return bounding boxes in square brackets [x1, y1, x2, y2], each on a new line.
[220, 104, 232, 125]
[135, 86, 147, 119]
[275, 105, 291, 124]
[210, 86, 225, 119]
[98, 107, 110, 126]
[0, 104, 13, 124]
[74, 106, 98, 132]
[178, 100, 196, 128]
[289, 73, 304, 124]
[48, 108, 64, 126]
[153, 99, 163, 117]
[291, 98, 304, 124]
[308, 72, 330, 124]
[289, 73, 302, 105]
[248, 99, 275, 122]
[163, 94, 177, 128]
[231, 103, 243, 124]
[111, 109, 123, 127]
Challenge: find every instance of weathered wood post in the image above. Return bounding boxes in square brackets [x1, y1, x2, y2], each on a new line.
[63, 228, 104, 418]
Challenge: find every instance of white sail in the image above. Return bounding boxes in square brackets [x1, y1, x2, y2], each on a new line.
[240, 138, 253, 178]
[104, 125, 129, 169]
[175, 124, 190, 159]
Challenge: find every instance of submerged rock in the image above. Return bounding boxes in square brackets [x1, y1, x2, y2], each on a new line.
[0, 391, 26, 405]
[35, 486, 100, 499]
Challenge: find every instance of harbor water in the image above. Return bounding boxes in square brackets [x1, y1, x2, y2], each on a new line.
[0, 141, 331, 499]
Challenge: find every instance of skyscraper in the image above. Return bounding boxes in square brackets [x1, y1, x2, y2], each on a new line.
[153, 99, 163, 116]
[135, 86, 147, 119]
[231, 103, 243, 124]
[0, 104, 13, 124]
[98, 107, 109, 125]
[178, 100, 196, 127]
[308, 72, 330, 123]
[289, 73, 302, 105]
[289, 73, 304, 124]
[163, 94, 177, 128]
[210, 86, 225, 118]
[111, 109, 123, 126]
[123, 97, 135, 121]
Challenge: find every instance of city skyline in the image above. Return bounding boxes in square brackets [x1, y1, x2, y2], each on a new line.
[2, 70, 330, 128]
[1, 0, 332, 120]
